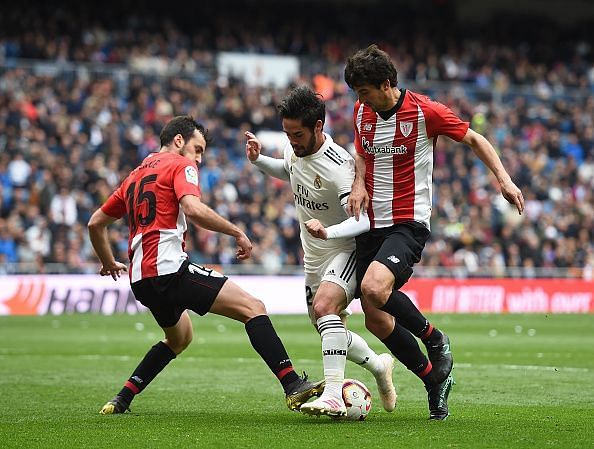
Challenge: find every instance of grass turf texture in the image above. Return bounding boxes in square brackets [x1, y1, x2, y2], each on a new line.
[0, 313, 592, 449]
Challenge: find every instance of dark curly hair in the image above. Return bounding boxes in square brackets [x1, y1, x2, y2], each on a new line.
[277, 85, 325, 130]
[344, 44, 398, 89]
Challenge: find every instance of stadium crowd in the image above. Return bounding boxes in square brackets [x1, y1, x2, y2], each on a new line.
[0, 3, 593, 277]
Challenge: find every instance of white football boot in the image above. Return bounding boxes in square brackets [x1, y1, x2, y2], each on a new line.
[374, 353, 397, 412]
[299, 395, 347, 417]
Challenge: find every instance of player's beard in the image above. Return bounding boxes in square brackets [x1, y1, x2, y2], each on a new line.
[293, 133, 317, 157]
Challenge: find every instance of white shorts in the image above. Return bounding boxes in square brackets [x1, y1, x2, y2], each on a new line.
[304, 250, 357, 324]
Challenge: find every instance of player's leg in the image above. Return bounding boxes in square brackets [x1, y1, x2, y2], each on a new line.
[100, 277, 188, 415]
[207, 277, 324, 410]
[301, 250, 395, 415]
[356, 229, 431, 384]
[361, 224, 453, 383]
[361, 271, 452, 419]
[349, 305, 397, 412]
[361, 295, 432, 383]
[357, 225, 453, 419]
[300, 280, 348, 417]
[321, 249, 398, 412]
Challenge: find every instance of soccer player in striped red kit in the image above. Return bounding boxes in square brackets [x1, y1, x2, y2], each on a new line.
[338, 45, 524, 420]
[88, 115, 323, 415]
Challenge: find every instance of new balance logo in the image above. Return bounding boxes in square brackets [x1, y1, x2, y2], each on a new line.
[387, 255, 400, 264]
[131, 376, 143, 384]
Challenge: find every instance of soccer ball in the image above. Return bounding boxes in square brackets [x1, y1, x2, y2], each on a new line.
[342, 379, 372, 421]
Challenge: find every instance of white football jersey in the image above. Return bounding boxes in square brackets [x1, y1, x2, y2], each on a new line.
[282, 134, 356, 273]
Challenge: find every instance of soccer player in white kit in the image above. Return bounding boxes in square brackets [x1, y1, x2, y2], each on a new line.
[245, 86, 396, 417]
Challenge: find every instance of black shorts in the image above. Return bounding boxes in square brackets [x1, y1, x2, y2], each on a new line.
[355, 221, 430, 292]
[131, 260, 228, 328]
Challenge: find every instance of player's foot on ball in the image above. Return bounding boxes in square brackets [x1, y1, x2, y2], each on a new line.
[300, 395, 347, 417]
[426, 374, 454, 420]
[424, 331, 453, 383]
[99, 395, 130, 415]
[374, 353, 397, 412]
[285, 372, 325, 411]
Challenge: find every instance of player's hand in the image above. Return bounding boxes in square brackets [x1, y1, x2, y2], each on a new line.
[244, 131, 262, 162]
[304, 219, 328, 240]
[347, 181, 369, 220]
[235, 232, 253, 260]
[500, 178, 525, 215]
[99, 261, 128, 281]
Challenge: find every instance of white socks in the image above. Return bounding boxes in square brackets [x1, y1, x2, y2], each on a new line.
[317, 314, 347, 399]
[346, 330, 383, 376]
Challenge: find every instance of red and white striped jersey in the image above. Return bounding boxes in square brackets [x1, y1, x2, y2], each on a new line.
[101, 152, 201, 283]
[353, 89, 469, 230]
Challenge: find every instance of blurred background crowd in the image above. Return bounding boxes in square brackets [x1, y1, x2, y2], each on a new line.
[1, 0, 593, 277]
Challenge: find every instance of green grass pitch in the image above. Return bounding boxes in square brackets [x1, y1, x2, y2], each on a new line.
[1, 313, 593, 449]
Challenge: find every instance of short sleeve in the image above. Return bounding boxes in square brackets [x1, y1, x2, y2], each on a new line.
[422, 98, 469, 141]
[173, 161, 201, 201]
[101, 184, 127, 218]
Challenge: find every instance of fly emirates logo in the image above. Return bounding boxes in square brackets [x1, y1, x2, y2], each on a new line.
[361, 136, 407, 155]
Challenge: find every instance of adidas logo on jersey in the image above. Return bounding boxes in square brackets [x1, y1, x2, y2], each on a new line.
[327, 269, 336, 276]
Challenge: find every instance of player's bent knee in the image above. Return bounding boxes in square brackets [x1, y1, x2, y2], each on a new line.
[244, 297, 267, 318]
[165, 334, 192, 354]
[360, 279, 390, 308]
[312, 299, 342, 320]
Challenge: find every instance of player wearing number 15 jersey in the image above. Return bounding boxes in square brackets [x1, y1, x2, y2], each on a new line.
[102, 148, 201, 282]
[88, 115, 323, 415]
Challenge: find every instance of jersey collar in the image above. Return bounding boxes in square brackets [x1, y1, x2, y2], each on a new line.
[304, 133, 334, 159]
[377, 88, 406, 121]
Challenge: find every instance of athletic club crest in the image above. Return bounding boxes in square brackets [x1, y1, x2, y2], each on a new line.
[400, 121, 413, 137]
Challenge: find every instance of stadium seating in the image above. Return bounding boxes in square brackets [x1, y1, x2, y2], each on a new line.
[0, 4, 592, 277]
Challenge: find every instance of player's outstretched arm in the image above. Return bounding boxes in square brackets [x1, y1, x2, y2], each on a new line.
[180, 195, 253, 260]
[462, 128, 525, 215]
[244, 131, 290, 181]
[305, 213, 371, 240]
[88, 209, 128, 280]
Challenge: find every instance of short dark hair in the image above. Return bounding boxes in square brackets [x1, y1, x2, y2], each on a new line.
[344, 44, 398, 89]
[159, 115, 209, 147]
[277, 86, 325, 130]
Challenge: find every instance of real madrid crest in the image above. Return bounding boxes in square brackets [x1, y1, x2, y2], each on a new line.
[314, 174, 322, 189]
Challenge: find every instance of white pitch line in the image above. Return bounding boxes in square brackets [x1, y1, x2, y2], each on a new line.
[453, 362, 589, 373]
[0, 355, 589, 373]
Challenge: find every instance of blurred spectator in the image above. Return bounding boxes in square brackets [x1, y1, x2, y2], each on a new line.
[49, 186, 78, 226]
[0, 4, 593, 277]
